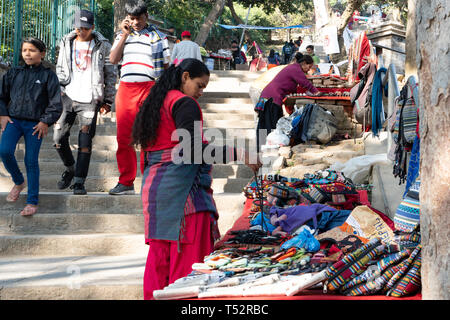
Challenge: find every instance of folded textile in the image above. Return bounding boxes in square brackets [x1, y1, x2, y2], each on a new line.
[341, 249, 411, 295]
[388, 253, 421, 297]
[383, 244, 421, 293]
[324, 238, 382, 292]
[269, 204, 337, 234]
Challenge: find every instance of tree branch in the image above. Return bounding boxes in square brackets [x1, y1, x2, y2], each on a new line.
[337, 0, 364, 35]
[227, 0, 244, 25]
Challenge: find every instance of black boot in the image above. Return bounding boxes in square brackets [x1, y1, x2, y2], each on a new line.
[55, 143, 75, 190]
[72, 181, 87, 195]
[57, 170, 74, 190]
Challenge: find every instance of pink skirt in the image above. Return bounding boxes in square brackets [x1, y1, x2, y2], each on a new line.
[143, 211, 216, 300]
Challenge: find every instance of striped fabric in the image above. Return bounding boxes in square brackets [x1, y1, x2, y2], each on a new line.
[141, 149, 217, 243]
[394, 181, 420, 232]
[342, 249, 411, 295]
[324, 238, 382, 291]
[400, 98, 418, 144]
[383, 245, 421, 293]
[346, 260, 405, 296]
[393, 97, 417, 144]
[394, 232, 421, 250]
[113, 25, 170, 82]
[388, 254, 421, 297]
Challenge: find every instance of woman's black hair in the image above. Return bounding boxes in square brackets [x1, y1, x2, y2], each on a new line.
[293, 52, 304, 63]
[269, 49, 275, 58]
[298, 54, 313, 65]
[132, 58, 210, 149]
[22, 37, 46, 52]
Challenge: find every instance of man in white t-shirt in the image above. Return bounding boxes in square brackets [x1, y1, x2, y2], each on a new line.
[171, 30, 202, 65]
[54, 9, 117, 195]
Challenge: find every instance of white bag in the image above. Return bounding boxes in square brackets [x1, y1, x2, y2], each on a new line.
[266, 129, 290, 146]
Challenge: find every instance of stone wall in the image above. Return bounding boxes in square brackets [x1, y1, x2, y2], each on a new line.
[367, 22, 406, 74]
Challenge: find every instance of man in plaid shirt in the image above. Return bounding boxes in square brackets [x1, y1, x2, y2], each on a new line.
[109, 0, 170, 195]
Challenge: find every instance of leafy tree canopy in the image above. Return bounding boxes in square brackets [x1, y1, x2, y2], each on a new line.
[236, 0, 313, 15]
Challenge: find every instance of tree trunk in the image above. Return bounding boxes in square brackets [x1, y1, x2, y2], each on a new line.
[194, 0, 226, 47]
[226, 0, 252, 45]
[113, 0, 133, 33]
[416, 0, 450, 300]
[227, 0, 243, 25]
[329, 0, 364, 71]
[405, 0, 417, 78]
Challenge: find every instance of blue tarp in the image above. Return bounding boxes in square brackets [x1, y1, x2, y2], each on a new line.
[218, 24, 312, 30]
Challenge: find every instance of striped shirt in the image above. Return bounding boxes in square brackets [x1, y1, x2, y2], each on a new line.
[112, 25, 170, 82]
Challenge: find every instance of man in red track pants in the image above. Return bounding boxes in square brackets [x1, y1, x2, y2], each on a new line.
[109, 0, 170, 195]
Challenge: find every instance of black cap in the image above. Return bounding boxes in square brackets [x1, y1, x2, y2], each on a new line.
[74, 9, 94, 29]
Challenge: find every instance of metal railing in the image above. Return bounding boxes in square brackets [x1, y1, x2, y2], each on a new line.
[0, 0, 96, 66]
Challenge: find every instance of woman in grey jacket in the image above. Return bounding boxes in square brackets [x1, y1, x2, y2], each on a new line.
[53, 9, 117, 195]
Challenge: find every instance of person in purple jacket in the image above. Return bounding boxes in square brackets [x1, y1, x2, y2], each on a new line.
[255, 53, 321, 150]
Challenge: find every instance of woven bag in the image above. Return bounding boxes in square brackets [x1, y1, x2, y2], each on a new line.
[394, 181, 420, 232]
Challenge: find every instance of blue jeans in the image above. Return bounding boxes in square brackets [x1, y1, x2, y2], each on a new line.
[0, 118, 43, 205]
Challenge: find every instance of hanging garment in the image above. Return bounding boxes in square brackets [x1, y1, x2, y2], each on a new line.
[371, 67, 388, 136]
[404, 136, 420, 197]
[350, 62, 377, 127]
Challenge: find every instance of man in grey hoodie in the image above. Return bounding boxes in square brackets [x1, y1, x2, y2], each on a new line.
[54, 9, 117, 195]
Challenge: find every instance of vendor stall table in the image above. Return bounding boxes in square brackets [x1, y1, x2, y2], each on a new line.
[209, 54, 232, 70]
[206, 196, 421, 301]
[283, 95, 353, 118]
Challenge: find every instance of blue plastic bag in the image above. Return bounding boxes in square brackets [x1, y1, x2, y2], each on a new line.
[250, 212, 276, 233]
[280, 228, 320, 252]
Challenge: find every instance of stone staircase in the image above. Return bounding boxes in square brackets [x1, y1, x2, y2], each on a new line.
[0, 70, 257, 299]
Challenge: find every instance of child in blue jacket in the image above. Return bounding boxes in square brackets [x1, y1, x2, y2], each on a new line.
[0, 37, 62, 216]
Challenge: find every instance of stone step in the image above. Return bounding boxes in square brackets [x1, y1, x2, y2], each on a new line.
[0, 213, 144, 235]
[0, 174, 250, 193]
[209, 70, 262, 81]
[0, 194, 245, 236]
[0, 192, 245, 234]
[42, 119, 256, 136]
[203, 119, 255, 129]
[202, 113, 254, 121]
[204, 84, 250, 93]
[0, 192, 245, 255]
[9, 133, 255, 152]
[199, 97, 252, 105]
[200, 91, 251, 99]
[0, 233, 147, 256]
[11, 140, 257, 162]
[1, 161, 254, 180]
[0, 192, 142, 214]
[0, 254, 145, 299]
[200, 102, 255, 114]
